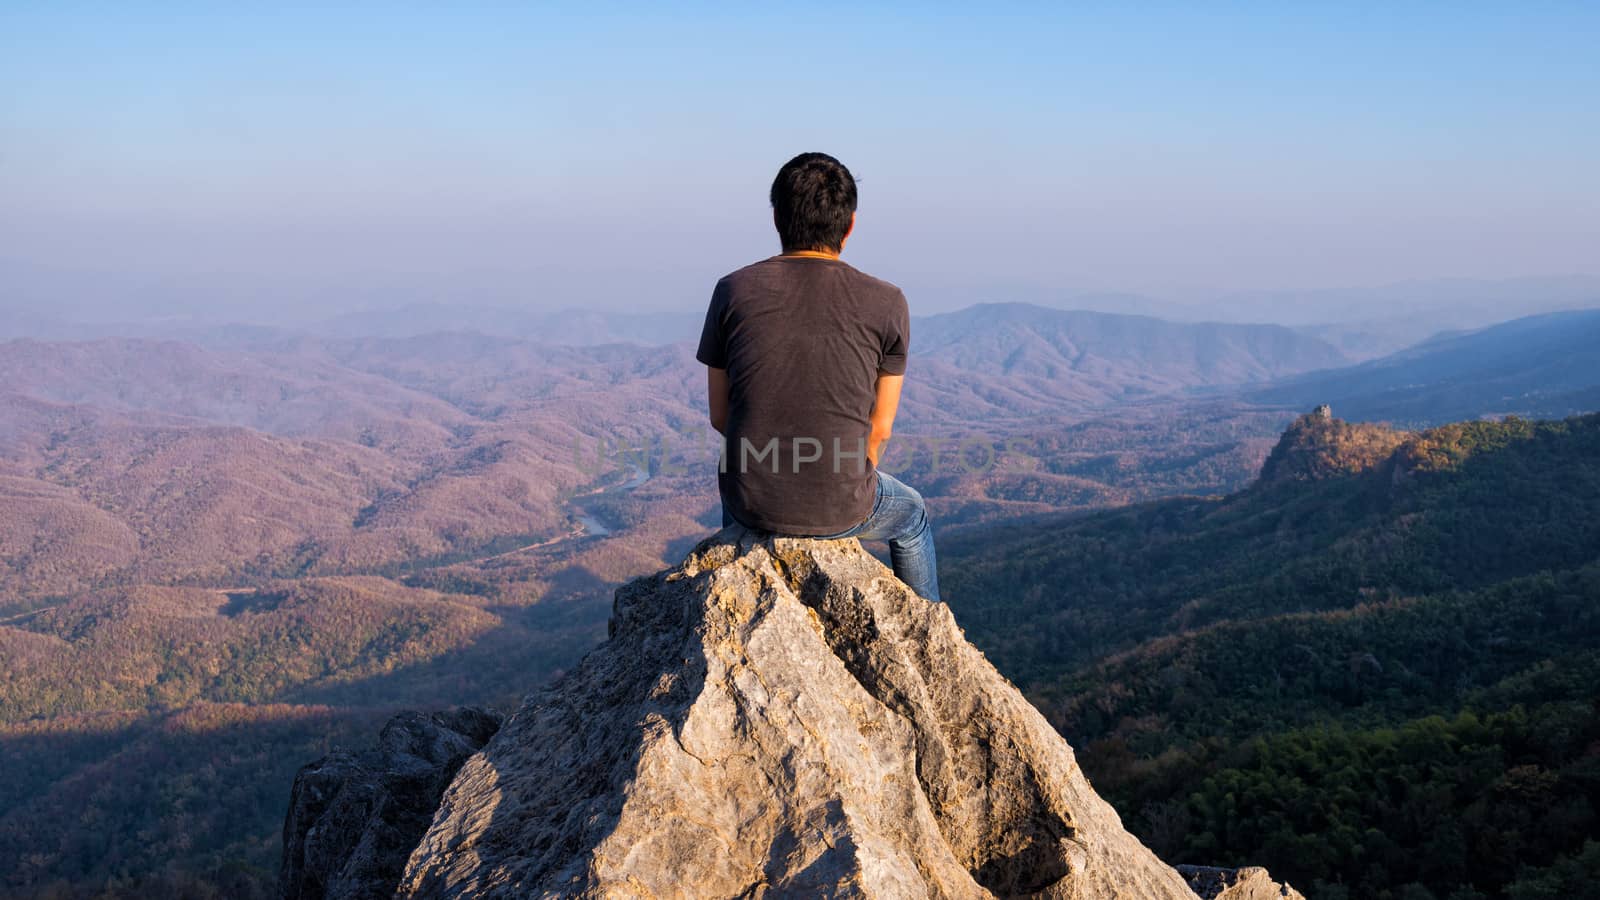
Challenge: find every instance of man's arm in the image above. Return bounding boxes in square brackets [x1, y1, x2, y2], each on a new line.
[868, 373, 903, 466]
[707, 366, 730, 435]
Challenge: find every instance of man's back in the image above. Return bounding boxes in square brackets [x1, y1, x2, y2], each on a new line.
[696, 255, 909, 535]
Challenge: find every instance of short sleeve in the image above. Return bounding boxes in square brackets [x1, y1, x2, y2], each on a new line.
[879, 289, 910, 375]
[695, 279, 730, 368]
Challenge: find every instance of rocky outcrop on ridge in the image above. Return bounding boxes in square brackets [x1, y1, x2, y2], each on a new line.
[1257, 405, 1407, 484]
[1177, 865, 1305, 900]
[282, 528, 1303, 899]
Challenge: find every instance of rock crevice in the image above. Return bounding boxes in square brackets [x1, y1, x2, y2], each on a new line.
[280, 707, 502, 900]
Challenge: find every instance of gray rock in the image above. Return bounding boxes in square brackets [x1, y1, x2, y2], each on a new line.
[280, 706, 502, 900]
[1176, 865, 1307, 900]
[397, 529, 1205, 898]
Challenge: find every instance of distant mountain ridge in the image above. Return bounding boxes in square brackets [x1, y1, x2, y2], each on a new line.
[312, 304, 705, 345]
[1213, 273, 1600, 327]
[914, 302, 1348, 384]
[1253, 308, 1600, 425]
[22, 293, 1600, 430]
[313, 301, 1354, 392]
[8, 270, 1596, 345]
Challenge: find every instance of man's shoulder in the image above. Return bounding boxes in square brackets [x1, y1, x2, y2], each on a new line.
[718, 257, 904, 300]
[836, 263, 906, 302]
[717, 256, 783, 287]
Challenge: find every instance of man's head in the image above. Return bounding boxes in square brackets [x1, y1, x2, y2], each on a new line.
[770, 152, 857, 254]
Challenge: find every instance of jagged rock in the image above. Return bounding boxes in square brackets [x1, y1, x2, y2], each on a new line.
[280, 707, 502, 900]
[1258, 407, 1407, 484]
[395, 530, 1207, 898]
[1176, 865, 1306, 900]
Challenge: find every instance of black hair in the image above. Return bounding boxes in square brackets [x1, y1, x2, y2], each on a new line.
[769, 152, 857, 252]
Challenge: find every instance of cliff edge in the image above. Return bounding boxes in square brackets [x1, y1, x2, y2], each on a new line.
[284, 529, 1302, 899]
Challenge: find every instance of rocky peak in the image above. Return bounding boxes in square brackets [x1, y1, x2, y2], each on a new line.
[283, 530, 1302, 899]
[1258, 406, 1408, 485]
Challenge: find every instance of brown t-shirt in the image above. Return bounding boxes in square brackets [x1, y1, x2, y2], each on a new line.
[696, 255, 910, 535]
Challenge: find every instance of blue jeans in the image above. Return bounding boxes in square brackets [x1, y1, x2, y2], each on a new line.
[721, 471, 941, 602]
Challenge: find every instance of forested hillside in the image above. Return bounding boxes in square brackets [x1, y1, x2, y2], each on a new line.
[944, 410, 1600, 899]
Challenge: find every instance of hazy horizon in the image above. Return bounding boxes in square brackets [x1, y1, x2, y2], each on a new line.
[4, 5, 1598, 324]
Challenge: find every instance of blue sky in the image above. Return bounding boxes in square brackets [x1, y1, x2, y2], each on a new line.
[2, 2, 1597, 319]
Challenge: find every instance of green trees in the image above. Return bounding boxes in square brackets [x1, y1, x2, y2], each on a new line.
[946, 412, 1600, 898]
[1174, 709, 1599, 897]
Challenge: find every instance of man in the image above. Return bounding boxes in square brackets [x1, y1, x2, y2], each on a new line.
[696, 152, 940, 602]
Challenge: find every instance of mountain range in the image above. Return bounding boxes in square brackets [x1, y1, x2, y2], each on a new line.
[913, 302, 1347, 384]
[9, 273, 1597, 355]
[1252, 308, 1600, 426]
[0, 305, 1367, 610]
[2, 293, 1599, 898]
